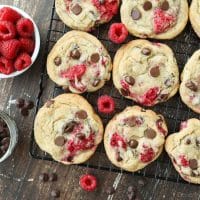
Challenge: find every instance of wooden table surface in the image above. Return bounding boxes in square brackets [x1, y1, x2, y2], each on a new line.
[0, 0, 199, 200]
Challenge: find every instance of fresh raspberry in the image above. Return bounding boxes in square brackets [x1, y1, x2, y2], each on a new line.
[0, 56, 14, 75]
[156, 119, 167, 136]
[108, 23, 128, 44]
[97, 95, 115, 114]
[0, 21, 16, 40]
[19, 38, 35, 54]
[79, 174, 97, 192]
[0, 7, 21, 23]
[14, 52, 32, 71]
[179, 155, 189, 167]
[153, 8, 176, 34]
[92, 0, 119, 21]
[16, 18, 34, 37]
[110, 133, 127, 149]
[0, 39, 21, 59]
[140, 147, 155, 163]
[61, 64, 86, 80]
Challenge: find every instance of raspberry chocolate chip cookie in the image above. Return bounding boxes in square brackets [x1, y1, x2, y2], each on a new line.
[113, 39, 179, 106]
[180, 50, 200, 114]
[190, 0, 200, 38]
[165, 119, 200, 184]
[34, 94, 103, 165]
[104, 106, 168, 172]
[121, 0, 188, 39]
[47, 31, 112, 93]
[55, 0, 120, 31]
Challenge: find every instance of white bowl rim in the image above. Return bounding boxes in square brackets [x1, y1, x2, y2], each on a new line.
[0, 5, 40, 79]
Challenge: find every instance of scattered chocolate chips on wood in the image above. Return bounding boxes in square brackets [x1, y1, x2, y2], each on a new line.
[15, 98, 34, 117]
[39, 173, 49, 182]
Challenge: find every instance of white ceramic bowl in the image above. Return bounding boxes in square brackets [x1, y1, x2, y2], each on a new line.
[0, 5, 40, 79]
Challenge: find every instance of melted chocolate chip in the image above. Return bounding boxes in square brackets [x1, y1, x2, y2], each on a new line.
[196, 139, 200, 147]
[91, 53, 100, 63]
[128, 139, 138, 148]
[143, 1, 152, 11]
[116, 154, 123, 162]
[131, 8, 141, 20]
[141, 48, 151, 55]
[92, 79, 100, 87]
[120, 88, 130, 96]
[75, 110, 87, 119]
[64, 122, 76, 133]
[54, 136, 65, 146]
[70, 49, 81, 59]
[54, 57, 62, 66]
[125, 116, 136, 127]
[185, 139, 191, 145]
[144, 128, 156, 139]
[66, 155, 73, 162]
[71, 4, 82, 15]
[185, 81, 198, 92]
[150, 66, 160, 77]
[77, 133, 86, 140]
[125, 76, 135, 86]
[161, 1, 169, 11]
[46, 100, 54, 108]
[189, 159, 198, 170]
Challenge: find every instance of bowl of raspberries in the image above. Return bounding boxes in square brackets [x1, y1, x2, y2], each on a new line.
[0, 5, 40, 78]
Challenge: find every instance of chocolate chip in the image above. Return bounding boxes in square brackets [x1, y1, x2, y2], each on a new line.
[92, 79, 100, 87]
[24, 100, 34, 110]
[159, 93, 168, 101]
[143, 1, 152, 11]
[54, 56, 62, 66]
[196, 139, 200, 147]
[125, 76, 135, 86]
[16, 98, 25, 108]
[185, 139, 191, 145]
[75, 110, 87, 119]
[185, 81, 198, 92]
[21, 108, 29, 117]
[128, 139, 138, 148]
[189, 159, 198, 170]
[71, 4, 82, 15]
[161, 1, 169, 11]
[125, 116, 136, 127]
[91, 53, 100, 63]
[131, 8, 141, 20]
[77, 133, 86, 140]
[66, 155, 73, 162]
[46, 100, 54, 108]
[120, 88, 130, 96]
[64, 122, 76, 133]
[39, 173, 49, 182]
[144, 128, 156, 139]
[141, 48, 151, 55]
[49, 173, 58, 182]
[70, 49, 81, 59]
[54, 136, 65, 146]
[51, 189, 60, 198]
[150, 66, 160, 77]
[116, 153, 123, 162]
[106, 186, 115, 195]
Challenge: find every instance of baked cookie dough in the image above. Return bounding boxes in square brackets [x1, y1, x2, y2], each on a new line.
[165, 119, 200, 184]
[121, 0, 188, 39]
[190, 0, 200, 38]
[55, 0, 120, 31]
[104, 106, 168, 172]
[180, 50, 200, 114]
[47, 31, 112, 93]
[34, 94, 103, 165]
[113, 39, 179, 106]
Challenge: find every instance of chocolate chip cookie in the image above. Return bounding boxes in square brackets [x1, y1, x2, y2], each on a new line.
[113, 39, 179, 106]
[34, 94, 103, 165]
[104, 106, 168, 172]
[121, 0, 188, 39]
[47, 31, 112, 93]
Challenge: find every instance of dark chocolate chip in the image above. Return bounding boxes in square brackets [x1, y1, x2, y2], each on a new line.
[185, 139, 191, 145]
[54, 136, 65, 146]
[128, 139, 138, 148]
[91, 53, 100, 63]
[46, 100, 54, 108]
[16, 98, 25, 108]
[189, 159, 198, 170]
[196, 139, 200, 147]
[92, 79, 100, 87]
[24, 100, 34, 110]
[124, 116, 136, 127]
[51, 189, 60, 198]
[39, 173, 49, 182]
[49, 173, 58, 182]
[131, 8, 141, 20]
[106, 186, 115, 195]
[70, 49, 81, 59]
[159, 93, 169, 101]
[77, 133, 86, 140]
[54, 57, 62, 66]
[71, 4, 82, 15]
[120, 88, 130, 96]
[21, 108, 29, 117]
[143, 1, 152, 11]
[75, 110, 87, 119]
[66, 155, 73, 162]
[64, 122, 76, 133]
[185, 81, 198, 92]
[144, 128, 156, 139]
[141, 48, 151, 55]
[161, 1, 169, 11]
[116, 153, 123, 162]
[125, 76, 135, 86]
[150, 66, 160, 77]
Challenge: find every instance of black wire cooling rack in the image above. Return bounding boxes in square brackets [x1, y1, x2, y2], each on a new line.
[30, 0, 199, 184]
